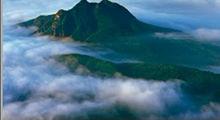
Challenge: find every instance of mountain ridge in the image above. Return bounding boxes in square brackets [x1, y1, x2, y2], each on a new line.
[19, 0, 177, 42]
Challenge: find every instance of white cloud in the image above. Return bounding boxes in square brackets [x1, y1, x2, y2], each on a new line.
[3, 24, 220, 120]
[155, 32, 192, 40]
[193, 28, 220, 41]
[3, 25, 185, 120]
[176, 103, 220, 120]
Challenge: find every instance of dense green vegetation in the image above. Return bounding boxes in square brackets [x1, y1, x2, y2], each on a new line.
[56, 54, 218, 80]
[98, 34, 220, 66]
[56, 54, 220, 103]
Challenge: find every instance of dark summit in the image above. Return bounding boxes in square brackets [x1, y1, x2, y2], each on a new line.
[19, 0, 174, 42]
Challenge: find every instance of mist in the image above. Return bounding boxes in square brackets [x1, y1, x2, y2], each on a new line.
[2, 26, 185, 120]
[3, 0, 220, 120]
[4, 27, 220, 120]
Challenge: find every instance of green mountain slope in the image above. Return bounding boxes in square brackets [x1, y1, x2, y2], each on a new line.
[100, 34, 220, 66]
[19, 0, 176, 42]
[56, 54, 220, 103]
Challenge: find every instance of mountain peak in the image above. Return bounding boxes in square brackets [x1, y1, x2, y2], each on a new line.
[77, 0, 90, 6]
[80, 0, 88, 3]
[19, 0, 175, 42]
[100, 0, 110, 3]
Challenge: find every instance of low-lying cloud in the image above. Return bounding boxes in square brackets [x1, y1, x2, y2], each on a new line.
[155, 28, 220, 41]
[3, 25, 220, 120]
[3, 25, 182, 120]
[192, 28, 220, 41]
[155, 32, 193, 40]
[3, 76, 184, 120]
[3, 26, 184, 120]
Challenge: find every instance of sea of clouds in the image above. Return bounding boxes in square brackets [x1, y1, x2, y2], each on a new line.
[1, 26, 193, 120]
[3, 0, 220, 120]
[4, 27, 220, 120]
